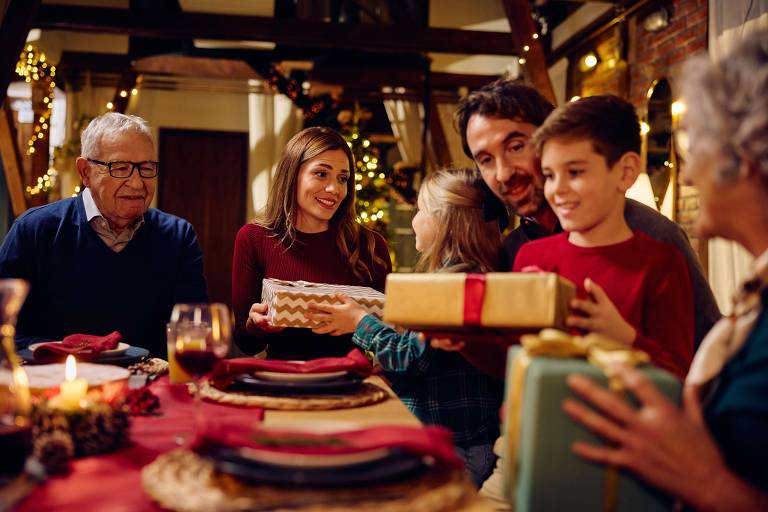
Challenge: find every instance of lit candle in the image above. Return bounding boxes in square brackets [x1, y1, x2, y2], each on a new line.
[52, 355, 88, 411]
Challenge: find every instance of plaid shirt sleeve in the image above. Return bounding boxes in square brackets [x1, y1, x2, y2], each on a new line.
[352, 314, 425, 372]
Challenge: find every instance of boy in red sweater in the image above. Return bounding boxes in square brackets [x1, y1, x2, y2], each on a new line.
[476, 95, 695, 510]
[514, 95, 693, 378]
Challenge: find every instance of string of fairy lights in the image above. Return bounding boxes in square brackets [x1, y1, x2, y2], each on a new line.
[15, 44, 60, 197]
[15, 44, 56, 157]
[516, 32, 538, 67]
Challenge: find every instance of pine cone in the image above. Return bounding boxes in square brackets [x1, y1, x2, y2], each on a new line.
[32, 406, 70, 438]
[33, 430, 74, 474]
[70, 405, 131, 456]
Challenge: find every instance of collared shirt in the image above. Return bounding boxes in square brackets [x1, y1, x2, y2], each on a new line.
[82, 187, 144, 253]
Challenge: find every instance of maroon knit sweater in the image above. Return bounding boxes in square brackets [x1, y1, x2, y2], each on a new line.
[232, 223, 391, 360]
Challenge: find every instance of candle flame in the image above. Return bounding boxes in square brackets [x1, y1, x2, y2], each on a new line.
[65, 355, 77, 381]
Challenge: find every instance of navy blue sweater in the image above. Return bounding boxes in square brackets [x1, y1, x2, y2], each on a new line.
[0, 195, 208, 357]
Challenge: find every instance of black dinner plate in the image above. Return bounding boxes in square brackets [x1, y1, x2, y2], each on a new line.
[19, 346, 150, 367]
[228, 373, 364, 395]
[202, 446, 429, 487]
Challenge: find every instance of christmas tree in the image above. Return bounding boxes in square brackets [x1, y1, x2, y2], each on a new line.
[339, 108, 390, 238]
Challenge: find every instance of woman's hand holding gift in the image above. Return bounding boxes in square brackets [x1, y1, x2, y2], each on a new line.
[246, 302, 285, 333]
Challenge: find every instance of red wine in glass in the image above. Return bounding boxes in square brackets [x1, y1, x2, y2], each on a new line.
[0, 423, 31, 478]
[175, 349, 220, 379]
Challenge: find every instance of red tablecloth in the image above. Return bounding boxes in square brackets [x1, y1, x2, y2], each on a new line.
[17, 377, 264, 512]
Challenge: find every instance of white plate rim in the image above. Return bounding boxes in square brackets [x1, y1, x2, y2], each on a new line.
[29, 341, 131, 357]
[236, 446, 391, 468]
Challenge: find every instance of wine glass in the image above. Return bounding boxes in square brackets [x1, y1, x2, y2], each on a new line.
[0, 279, 32, 480]
[170, 303, 231, 442]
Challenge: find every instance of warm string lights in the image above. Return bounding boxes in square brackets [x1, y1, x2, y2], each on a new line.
[26, 168, 58, 196]
[15, 44, 56, 156]
[516, 32, 539, 67]
[105, 88, 138, 112]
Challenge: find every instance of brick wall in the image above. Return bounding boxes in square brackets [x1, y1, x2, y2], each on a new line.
[629, 0, 708, 259]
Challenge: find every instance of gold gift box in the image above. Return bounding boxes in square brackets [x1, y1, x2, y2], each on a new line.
[383, 272, 576, 332]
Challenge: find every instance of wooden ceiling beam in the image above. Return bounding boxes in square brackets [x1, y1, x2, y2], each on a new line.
[501, 0, 557, 105]
[34, 4, 518, 56]
[55, 52, 499, 94]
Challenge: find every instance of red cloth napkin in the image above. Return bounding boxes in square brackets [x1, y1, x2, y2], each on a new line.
[211, 348, 373, 389]
[32, 331, 122, 363]
[194, 421, 463, 470]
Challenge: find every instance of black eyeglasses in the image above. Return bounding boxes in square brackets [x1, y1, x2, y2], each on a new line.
[86, 158, 159, 178]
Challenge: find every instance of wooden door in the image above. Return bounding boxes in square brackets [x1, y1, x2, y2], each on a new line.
[159, 129, 247, 305]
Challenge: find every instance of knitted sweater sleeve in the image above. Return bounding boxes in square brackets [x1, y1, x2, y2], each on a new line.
[0, 218, 52, 348]
[634, 247, 695, 379]
[231, 225, 269, 354]
[352, 314, 425, 371]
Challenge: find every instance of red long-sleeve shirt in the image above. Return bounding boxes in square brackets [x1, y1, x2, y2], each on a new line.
[231, 223, 391, 360]
[513, 231, 694, 379]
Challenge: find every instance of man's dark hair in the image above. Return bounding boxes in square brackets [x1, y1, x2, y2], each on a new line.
[454, 79, 555, 159]
[531, 95, 641, 167]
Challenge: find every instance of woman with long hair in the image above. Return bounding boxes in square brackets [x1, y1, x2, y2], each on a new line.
[232, 126, 391, 360]
[306, 167, 505, 485]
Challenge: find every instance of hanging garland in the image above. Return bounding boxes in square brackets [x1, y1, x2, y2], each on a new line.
[15, 44, 56, 157]
[265, 64, 337, 125]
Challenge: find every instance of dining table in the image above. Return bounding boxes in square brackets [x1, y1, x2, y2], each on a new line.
[2, 374, 493, 511]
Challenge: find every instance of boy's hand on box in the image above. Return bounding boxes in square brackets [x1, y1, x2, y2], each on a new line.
[247, 302, 285, 333]
[306, 293, 367, 336]
[567, 278, 636, 345]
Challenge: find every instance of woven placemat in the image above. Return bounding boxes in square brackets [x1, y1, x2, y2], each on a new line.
[196, 381, 389, 410]
[142, 448, 477, 512]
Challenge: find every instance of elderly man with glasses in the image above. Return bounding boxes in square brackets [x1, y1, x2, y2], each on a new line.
[0, 112, 208, 356]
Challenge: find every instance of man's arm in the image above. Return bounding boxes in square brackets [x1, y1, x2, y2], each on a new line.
[173, 222, 208, 304]
[625, 199, 721, 348]
[0, 219, 53, 349]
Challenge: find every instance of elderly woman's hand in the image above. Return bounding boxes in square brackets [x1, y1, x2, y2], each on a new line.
[562, 364, 736, 511]
[246, 302, 284, 333]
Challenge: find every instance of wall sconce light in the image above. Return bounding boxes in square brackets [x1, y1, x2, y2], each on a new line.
[671, 100, 686, 117]
[643, 8, 669, 33]
[579, 52, 598, 72]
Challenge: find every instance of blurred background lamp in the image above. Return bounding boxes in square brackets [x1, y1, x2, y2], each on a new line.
[643, 8, 669, 33]
[579, 52, 598, 72]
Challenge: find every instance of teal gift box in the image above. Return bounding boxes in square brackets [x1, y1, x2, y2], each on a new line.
[501, 341, 682, 512]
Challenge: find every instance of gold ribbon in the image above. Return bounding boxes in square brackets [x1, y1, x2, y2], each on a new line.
[504, 329, 649, 512]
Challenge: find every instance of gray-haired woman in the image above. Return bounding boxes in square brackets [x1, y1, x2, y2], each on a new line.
[563, 30, 768, 511]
